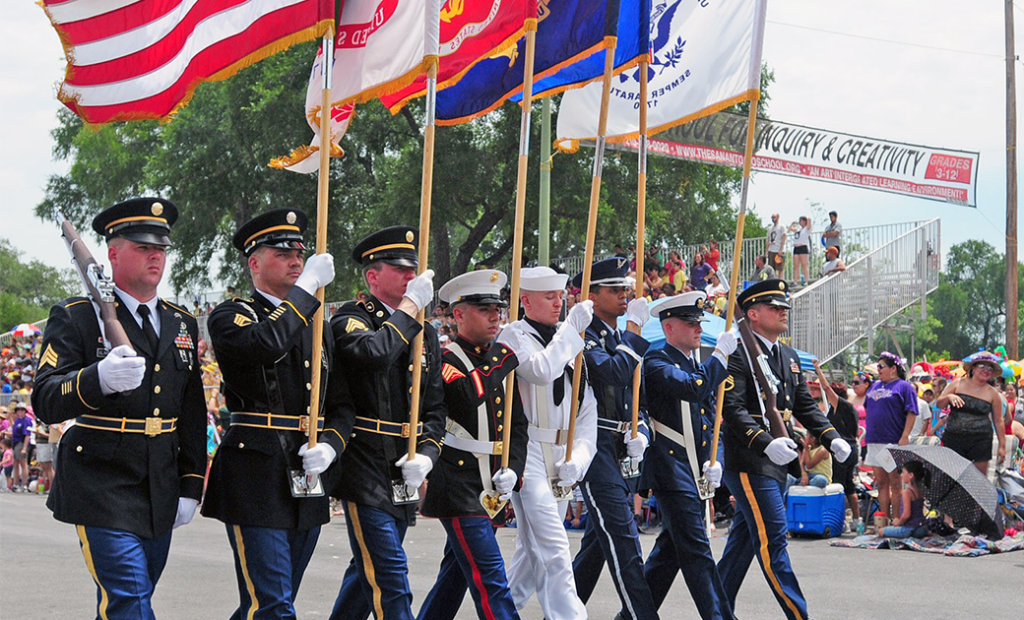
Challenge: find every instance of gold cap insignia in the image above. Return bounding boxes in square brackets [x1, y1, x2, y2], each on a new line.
[490, 271, 500, 282]
[286, 211, 297, 224]
[151, 202, 163, 216]
[405, 231, 414, 242]
[695, 298, 704, 309]
[779, 282, 786, 290]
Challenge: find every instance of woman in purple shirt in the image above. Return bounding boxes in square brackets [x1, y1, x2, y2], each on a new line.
[863, 352, 918, 525]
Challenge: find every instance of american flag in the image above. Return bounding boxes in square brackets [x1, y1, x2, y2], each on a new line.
[42, 0, 335, 124]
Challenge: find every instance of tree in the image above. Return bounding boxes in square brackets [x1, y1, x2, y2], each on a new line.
[0, 239, 77, 328]
[38, 42, 770, 298]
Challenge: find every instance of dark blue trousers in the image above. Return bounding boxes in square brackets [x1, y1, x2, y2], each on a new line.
[225, 524, 320, 620]
[76, 525, 172, 620]
[417, 517, 519, 620]
[718, 470, 808, 620]
[572, 481, 658, 620]
[642, 484, 734, 620]
[330, 501, 412, 620]
[415, 539, 466, 620]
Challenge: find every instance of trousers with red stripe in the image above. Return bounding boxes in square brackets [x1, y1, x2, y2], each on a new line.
[417, 517, 520, 620]
[717, 470, 808, 620]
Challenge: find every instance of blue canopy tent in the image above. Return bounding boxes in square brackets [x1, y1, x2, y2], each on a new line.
[615, 306, 817, 371]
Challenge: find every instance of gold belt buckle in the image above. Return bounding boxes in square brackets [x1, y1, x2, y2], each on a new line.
[780, 409, 793, 423]
[298, 415, 310, 435]
[145, 417, 162, 436]
[400, 422, 410, 438]
[492, 440, 504, 455]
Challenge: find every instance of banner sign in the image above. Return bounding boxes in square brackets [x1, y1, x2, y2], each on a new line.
[606, 111, 979, 206]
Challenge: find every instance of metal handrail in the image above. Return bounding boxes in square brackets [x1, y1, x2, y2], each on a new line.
[787, 218, 941, 363]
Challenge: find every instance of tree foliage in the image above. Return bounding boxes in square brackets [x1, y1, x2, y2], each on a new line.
[0, 238, 77, 328]
[38, 42, 769, 299]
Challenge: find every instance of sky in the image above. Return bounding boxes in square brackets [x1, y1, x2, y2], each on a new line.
[2, 0, 1023, 300]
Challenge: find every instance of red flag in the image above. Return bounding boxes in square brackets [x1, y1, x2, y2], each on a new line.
[42, 0, 335, 124]
[379, 0, 534, 114]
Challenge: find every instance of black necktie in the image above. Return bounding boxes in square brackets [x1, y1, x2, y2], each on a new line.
[138, 305, 159, 351]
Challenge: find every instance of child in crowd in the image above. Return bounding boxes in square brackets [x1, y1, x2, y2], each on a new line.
[880, 461, 930, 539]
[1, 438, 13, 491]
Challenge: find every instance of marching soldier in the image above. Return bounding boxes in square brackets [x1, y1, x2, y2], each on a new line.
[416, 270, 529, 620]
[327, 226, 446, 620]
[202, 209, 345, 619]
[639, 291, 737, 620]
[32, 198, 206, 619]
[495, 266, 598, 620]
[568, 258, 658, 619]
[716, 280, 852, 620]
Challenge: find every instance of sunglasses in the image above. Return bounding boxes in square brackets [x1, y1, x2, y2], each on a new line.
[851, 380, 864, 385]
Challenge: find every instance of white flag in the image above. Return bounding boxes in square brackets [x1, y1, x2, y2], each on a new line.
[556, 0, 766, 150]
[271, 0, 440, 173]
[331, 0, 441, 106]
[271, 45, 354, 173]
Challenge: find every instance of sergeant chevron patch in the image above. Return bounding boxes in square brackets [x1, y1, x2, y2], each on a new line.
[441, 363, 466, 383]
[40, 344, 58, 368]
[233, 314, 253, 327]
[345, 318, 368, 333]
[724, 375, 735, 392]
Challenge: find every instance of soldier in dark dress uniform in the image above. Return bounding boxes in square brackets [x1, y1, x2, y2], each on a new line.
[202, 209, 345, 620]
[567, 258, 658, 620]
[326, 226, 446, 620]
[716, 279, 852, 620]
[32, 198, 206, 620]
[416, 269, 528, 620]
[639, 291, 736, 620]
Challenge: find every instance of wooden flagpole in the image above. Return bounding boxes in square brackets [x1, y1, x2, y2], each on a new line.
[565, 43, 617, 462]
[628, 54, 650, 440]
[499, 21, 538, 471]
[707, 95, 760, 468]
[406, 57, 439, 460]
[307, 30, 335, 450]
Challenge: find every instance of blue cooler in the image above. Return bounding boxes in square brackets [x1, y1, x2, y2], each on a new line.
[786, 483, 845, 538]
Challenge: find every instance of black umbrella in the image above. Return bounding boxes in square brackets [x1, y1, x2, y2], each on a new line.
[885, 444, 1002, 539]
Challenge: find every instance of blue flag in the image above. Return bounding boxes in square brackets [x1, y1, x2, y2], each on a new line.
[521, 0, 650, 101]
[436, 0, 619, 125]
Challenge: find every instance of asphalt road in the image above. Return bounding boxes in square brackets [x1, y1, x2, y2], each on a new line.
[2, 492, 1019, 619]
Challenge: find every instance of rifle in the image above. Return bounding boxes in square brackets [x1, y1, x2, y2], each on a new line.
[733, 302, 801, 478]
[54, 208, 131, 349]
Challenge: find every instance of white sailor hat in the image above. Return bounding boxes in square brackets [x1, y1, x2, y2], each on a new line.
[654, 291, 709, 322]
[572, 257, 631, 288]
[438, 270, 508, 307]
[519, 266, 569, 292]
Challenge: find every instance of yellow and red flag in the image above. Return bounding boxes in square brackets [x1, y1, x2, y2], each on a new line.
[379, 0, 535, 114]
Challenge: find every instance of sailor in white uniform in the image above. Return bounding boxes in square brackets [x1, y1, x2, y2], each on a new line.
[497, 266, 599, 620]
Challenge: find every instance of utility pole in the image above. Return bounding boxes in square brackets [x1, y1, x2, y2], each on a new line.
[1006, 0, 1019, 358]
[538, 99, 552, 267]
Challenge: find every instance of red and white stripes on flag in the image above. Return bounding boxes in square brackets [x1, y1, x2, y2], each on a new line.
[42, 0, 335, 124]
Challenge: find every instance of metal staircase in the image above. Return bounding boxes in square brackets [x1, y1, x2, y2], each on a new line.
[786, 218, 941, 363]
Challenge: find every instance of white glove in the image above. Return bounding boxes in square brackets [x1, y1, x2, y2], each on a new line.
[491, 468, 518, 500]
[702, 460, 723, 489]
[98, 344, 146, 395]
[715, 329, 738, 357]
[622, 431, 648, 459]
[830, 437, 853, 463]
[626, 297, 650, 328]
[402, 269, 435, 311]
[395, 452, 433, 489]
[295, 253, 335, 295]
[566, 300, 594, 334]
[172, 497, 199, 529]
[502, 329, 533, 365]
[298, 442, 337, 475]
[764, 437, 800, 466]
[555, 458, 583, 488]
